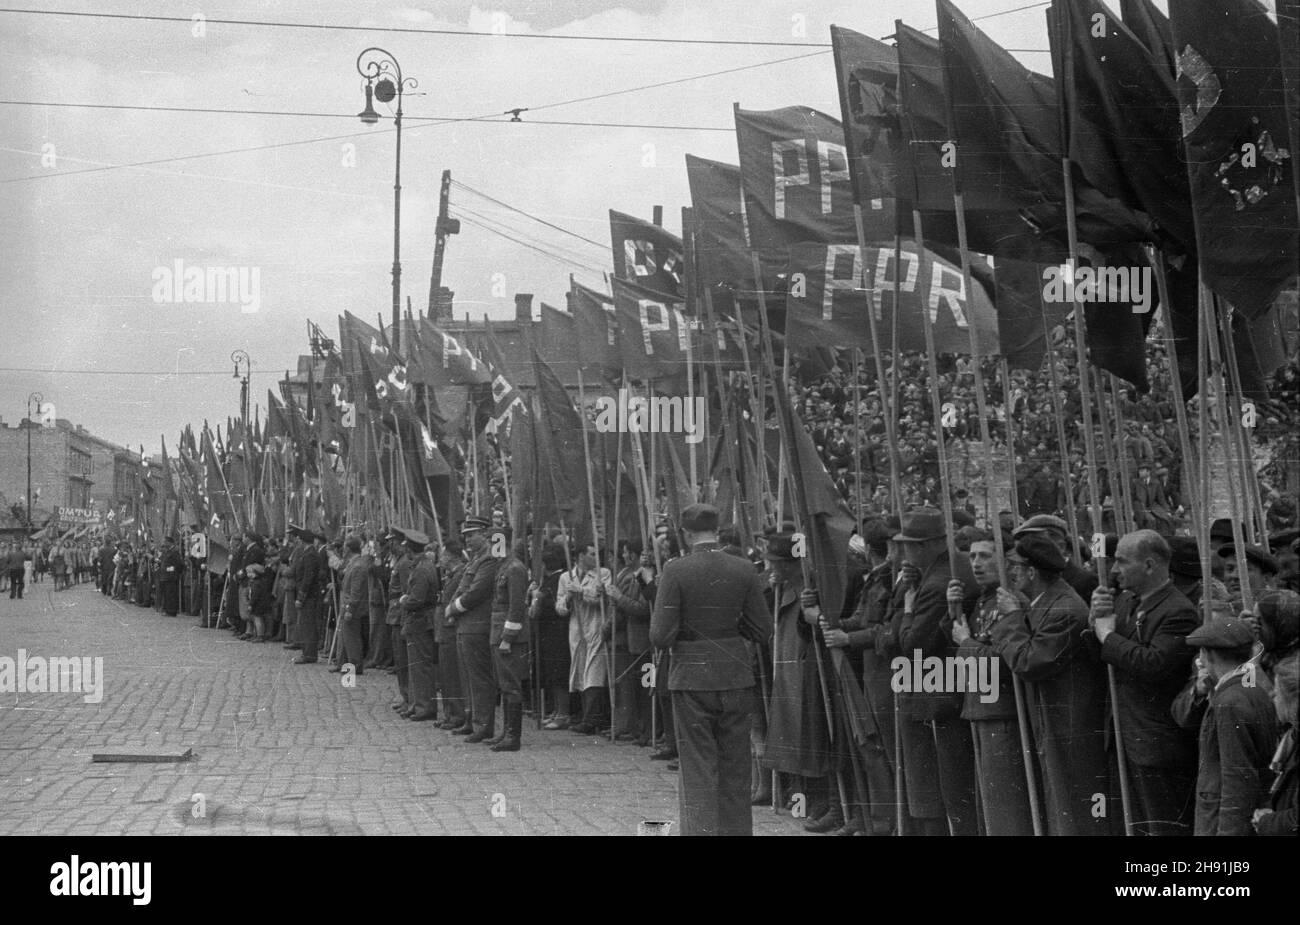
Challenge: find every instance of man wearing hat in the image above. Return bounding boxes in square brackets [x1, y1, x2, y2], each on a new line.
[484, 537, 531, 751]
[1167, 536, 1231, 611]
[1175, 618, 1278, 836]
[333, 535, 368, 674]
[1218, 543, 1279, 608]
[448, 516, 503, 742]
[650, 503, 771, 836]
[385, 527, 415, 712]
[436, 538, 469, 731]
[281, 527, 306, 650]
[158, 535, 184, 617]
[1013, 515, 1097, 602]
[1208, 519, 1239, 557]
[398, 528, 439, 720]
[991, 533, 1108, 835]
[292, 530, 328, 665]
[1091, 529, 1199, 835]
[889, 507, 980, 837]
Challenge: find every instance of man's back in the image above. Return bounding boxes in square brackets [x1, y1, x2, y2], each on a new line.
[650, 542, 771, 690]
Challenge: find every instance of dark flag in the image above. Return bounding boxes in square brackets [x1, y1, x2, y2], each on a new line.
[991, 257, 1073, 370]
[610, 210, 685, 300]
[829, 25, 906, 210]
[783, 240, 998, 355]
[1120, 0, 1176, 71]
[613, 276, 744, 382]
[530, 348, 591, 536]
[735, 104, 893, 250]
[685, 153, 785, 302]
[1169, 0, 1299, 318]
[567, 281, 621, 378]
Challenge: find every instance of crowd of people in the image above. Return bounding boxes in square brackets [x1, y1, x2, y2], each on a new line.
[0, 539, 97, 598]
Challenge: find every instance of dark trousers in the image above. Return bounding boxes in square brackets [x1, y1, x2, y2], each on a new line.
[160, 581, 180, 616]
[8, 569, 23, 599]
[406, 619, 438, 713]
[367, 603, 392, 667]
[439, 632, 466, 722]
[655, 650, 675, 745]
[1125, 761, 1195, 836]
[972, 718, 1034, 836]
[392, 621, 410, 704]
[671, 687, 756, 836]
[457, 633, 496, 733]
[933, 716, 978, 836]
[297, 597, 321, 661]
[336, 610, 364, 668]
[493, 642, 531, 704]
[614, 646, 651, 737]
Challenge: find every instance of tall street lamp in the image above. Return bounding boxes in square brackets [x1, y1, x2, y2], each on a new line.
[26, 391, 43, 533]
[356, 46, 417, 356]
[231, 350, 250, 424]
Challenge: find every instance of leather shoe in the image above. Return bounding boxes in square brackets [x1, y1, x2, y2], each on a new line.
[804, 810, 845, 834]
[666, 760, 679, 771]
[450, 722, 474, 735]
[831, 819, 865, 836]
[464, 727, 493, 743]
[407, 708, 438, 722]
[282, 643, 302, 650]
[292, 656, 317, 664]
[490, 736, 521, 752]
[568, 723, 596, 735]
[542, 716, 570, 731]
[391, 701, 409, 712]
[649, 748, 678, 761]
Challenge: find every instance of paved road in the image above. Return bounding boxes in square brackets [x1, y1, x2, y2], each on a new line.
[0, 583, 804, 836]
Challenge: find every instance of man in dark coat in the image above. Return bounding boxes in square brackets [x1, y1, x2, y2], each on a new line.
[400, 529, 439, 719]
[891, 508, 980, 836]
[1092, 529, 1199, 835]
[386, 529, 416, 712]
[448, 516, 502, 742]
[1013, 515, 1097, 602]
[992, 534, 1109, 835]
[333, 536, 368, 674]
[485, 537, 531, 751]
[1176, 618, 1278, 836]
[292, 530, 327, 665]
[436, 539, 469, 730]
[158, 536, 184, 617]
[650, 503, 771, 836]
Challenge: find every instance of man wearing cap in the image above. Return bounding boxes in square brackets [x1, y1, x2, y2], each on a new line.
[436, 538, 469, 731]
[399, 528, 439, 720]
[333, 535, 368, 674]
[1013, 514, 1097, 602]
[1091, 530, 1199, 835]
[485, 537, 530, 751]
[448, 516, 503, 743]
[1208, 519, 1239, 557]
[1167, 536, 1232, 612]
[991, 534, 1108, 835]
[292, 530, 327, 664]
[1175, 618, 1278, 836]
[889, 507, 980, 837]
[650, 503, 771, 836]
[385, 528, 415, 712]
[365, 537, 393, 671]
[950, 532, 1034, 836]
[158, 536, 184, 617]
[1218, 543, 1279, 608]
[281, 527, 305, 650]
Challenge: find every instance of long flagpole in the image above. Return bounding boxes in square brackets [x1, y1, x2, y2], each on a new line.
[576, 369, 613, 739]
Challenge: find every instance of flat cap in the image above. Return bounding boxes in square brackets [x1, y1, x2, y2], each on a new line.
[680, 503, 719, 533]
[1014, 514, 1069, 538]
[1218, 544, 1280, 575]
[1186, 617, 1256, 650]
[1014, 534, 1066, 573]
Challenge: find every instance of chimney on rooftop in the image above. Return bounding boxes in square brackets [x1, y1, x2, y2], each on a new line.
[514, 293, 534, 323]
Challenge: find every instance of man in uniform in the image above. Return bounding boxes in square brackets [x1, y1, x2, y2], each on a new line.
[292, 530, 327, 665]
[1092, 529, 1199, 835]
[399, 529, 439, 720]
[650, 503, 771, 836]
[386, 528, 416, 713]
[365, 537, 393, 670]
[437, 538, 469, 731]
[281, 525, 304, 650]
[447, 516, 502, 743]
[158, 535, 184, 617]
[485, 536, 531, 751]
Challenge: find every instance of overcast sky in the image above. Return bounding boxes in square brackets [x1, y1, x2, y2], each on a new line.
[1, 0, 1104, 454]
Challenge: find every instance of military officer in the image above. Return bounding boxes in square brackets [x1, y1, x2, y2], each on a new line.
[334, 535, 368, 674]
[485, 536, 531, 751]
[448, 516, 503, 742]
[158, 535, 185, 617]
[650, 503, 772, 836]
[386, 528, 416, 712]
[399, 528, 440, 720]
[292, 529, 327, 665]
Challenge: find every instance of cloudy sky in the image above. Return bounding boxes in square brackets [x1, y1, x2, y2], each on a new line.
[1, 0, 1072, 454]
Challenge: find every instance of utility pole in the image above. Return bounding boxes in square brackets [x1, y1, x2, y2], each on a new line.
[427, 169, 460, 319]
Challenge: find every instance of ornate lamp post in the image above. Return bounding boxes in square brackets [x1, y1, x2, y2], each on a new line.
[26, 391, 43, 532]
[356, 47, 417, 355]
[231, 350, 251, 423]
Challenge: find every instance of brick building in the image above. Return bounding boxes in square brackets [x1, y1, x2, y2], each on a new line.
[0, 416, 144, 529]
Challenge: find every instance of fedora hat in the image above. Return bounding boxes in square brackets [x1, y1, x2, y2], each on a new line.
[893, 508, 946, 543]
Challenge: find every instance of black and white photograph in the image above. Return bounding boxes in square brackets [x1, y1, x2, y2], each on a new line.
[0, 0, 1297, 900]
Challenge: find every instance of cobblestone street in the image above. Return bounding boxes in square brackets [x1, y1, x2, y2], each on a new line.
[0, 584, 803, 836]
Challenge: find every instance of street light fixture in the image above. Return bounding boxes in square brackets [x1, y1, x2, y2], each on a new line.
[231, 350, 250, 424]
[355, 46, 417, 355]
[26, 391, 43, 534]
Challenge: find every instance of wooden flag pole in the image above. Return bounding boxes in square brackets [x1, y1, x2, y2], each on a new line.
[999, 357, 1045, 836]
[1039, 303, 1084, 560]
[576, 369, 614, 740]
[1219, 307, 1266, 549]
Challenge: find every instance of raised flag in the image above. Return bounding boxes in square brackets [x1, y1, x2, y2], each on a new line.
[829, 25, 906, 208]
[610, 210, 685, 299]
[783, 240, 998, 355]
[568, 281, 621, 377]
[1169, 0, 1299, 317]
